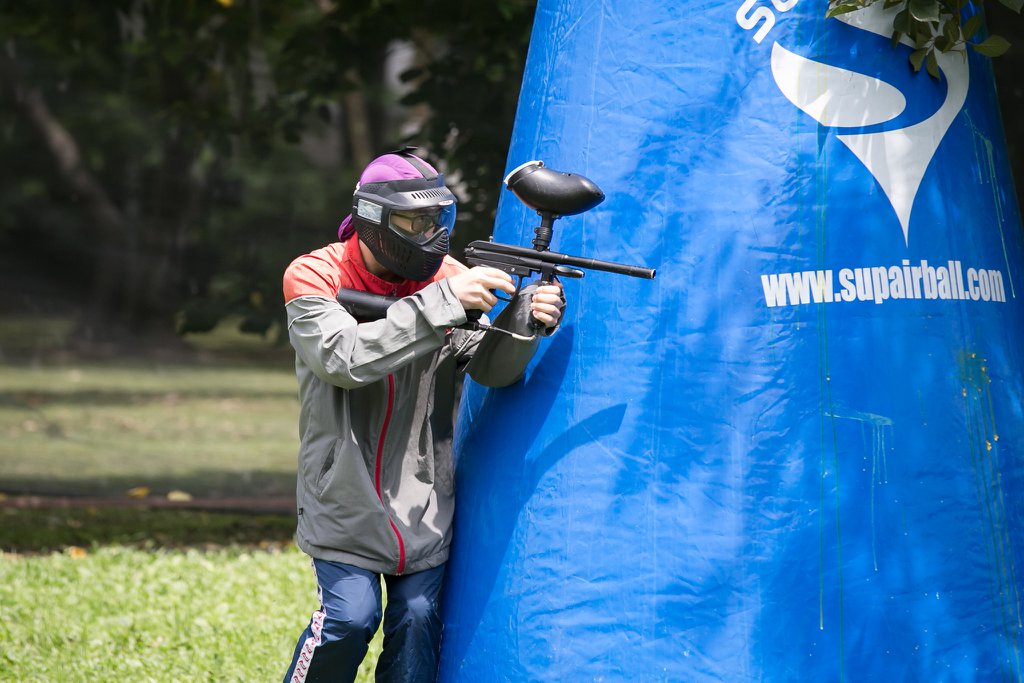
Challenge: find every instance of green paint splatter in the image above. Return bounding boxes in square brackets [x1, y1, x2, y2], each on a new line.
[825, 409, 892, 572]
[958, 349, 1022, 681]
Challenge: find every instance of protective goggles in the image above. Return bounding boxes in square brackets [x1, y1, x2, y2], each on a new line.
[389, 205, 456, 243]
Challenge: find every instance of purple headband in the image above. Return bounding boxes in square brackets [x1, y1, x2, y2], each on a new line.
[337, 152, 440, 241]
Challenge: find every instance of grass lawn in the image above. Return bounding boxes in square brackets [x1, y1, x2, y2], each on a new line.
[0, 541, 384, 682]
[0, 349, 388, 681]
[0, 362, 300, 499]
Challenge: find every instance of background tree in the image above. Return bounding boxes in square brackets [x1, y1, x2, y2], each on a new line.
[0, 0, 536, 348]
[1, 1, 1020, 354]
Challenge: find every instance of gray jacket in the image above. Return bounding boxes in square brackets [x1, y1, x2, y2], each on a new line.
[286, 278, 542, 575]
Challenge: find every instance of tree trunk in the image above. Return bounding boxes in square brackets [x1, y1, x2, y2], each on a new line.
[343, 67, 374, 168]
[5, 64, 128, 328]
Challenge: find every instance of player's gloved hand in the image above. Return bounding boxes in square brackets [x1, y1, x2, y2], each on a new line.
[530, 282, 565, 329]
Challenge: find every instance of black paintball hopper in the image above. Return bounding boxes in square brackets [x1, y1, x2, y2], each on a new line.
[504, 160, 605, 219]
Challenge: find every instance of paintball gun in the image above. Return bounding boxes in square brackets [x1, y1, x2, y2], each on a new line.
[336, 160, 656, 333]
[464, 160, 655, 330]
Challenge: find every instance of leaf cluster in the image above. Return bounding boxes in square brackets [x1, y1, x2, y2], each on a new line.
[826, 0, 1022, 77]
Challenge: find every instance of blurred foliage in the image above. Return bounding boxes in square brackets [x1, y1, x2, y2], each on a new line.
[0, 0, 536, 347]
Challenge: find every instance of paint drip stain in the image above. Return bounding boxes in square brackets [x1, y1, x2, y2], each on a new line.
[958, 349, 1022, 680]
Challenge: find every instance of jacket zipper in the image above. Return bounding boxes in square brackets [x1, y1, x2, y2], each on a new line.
[375, 374, 406, 574]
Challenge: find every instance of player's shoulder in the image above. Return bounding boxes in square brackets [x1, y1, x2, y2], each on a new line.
[283, 243, 345, 302]
[434, 255, 469, 280]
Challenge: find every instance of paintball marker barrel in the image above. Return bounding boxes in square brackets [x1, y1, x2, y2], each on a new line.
[465, 240, 656, 280]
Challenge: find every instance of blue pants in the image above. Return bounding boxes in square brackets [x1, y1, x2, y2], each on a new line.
[284, 560, 445, 683]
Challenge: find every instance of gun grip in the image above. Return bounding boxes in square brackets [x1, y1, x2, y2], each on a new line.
[528, 278, 552, 332]
[466, 309, 483, 325]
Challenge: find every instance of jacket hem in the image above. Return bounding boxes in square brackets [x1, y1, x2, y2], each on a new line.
[296, 533, 450, 576]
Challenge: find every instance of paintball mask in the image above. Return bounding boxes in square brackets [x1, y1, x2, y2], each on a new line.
[350, 151, 457, 281]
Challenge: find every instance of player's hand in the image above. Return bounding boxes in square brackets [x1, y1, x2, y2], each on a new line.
[531, 282, 565, 329]
[447, 267, 516, 313]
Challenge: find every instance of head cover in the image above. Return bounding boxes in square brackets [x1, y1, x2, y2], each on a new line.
[343, 149, 456, 281]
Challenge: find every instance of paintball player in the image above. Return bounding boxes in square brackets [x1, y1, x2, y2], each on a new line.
[281, 149, 564, 683]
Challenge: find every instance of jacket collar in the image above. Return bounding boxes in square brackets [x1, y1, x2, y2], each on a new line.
[340, 235, 430, 297]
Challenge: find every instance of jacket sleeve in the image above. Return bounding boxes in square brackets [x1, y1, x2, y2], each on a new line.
[286, 278, 467, 389]
[462, 282, 560, 388]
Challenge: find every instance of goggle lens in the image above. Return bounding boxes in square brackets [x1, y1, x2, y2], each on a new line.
[390, 205, 455, 242]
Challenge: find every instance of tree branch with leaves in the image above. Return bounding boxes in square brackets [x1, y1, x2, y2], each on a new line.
[827, 0, 1022, 77]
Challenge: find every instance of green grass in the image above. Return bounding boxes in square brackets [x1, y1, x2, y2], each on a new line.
[0, 352, 389, 681]
[0, 363, 299, 498]
[0, 543, 384, 682]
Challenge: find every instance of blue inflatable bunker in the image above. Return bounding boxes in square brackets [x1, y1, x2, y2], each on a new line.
[440, 1, 1024, 680]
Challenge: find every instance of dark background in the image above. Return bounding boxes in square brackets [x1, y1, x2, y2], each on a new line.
[0, 0, 538, 356]
[0, 2, 1021, 359]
